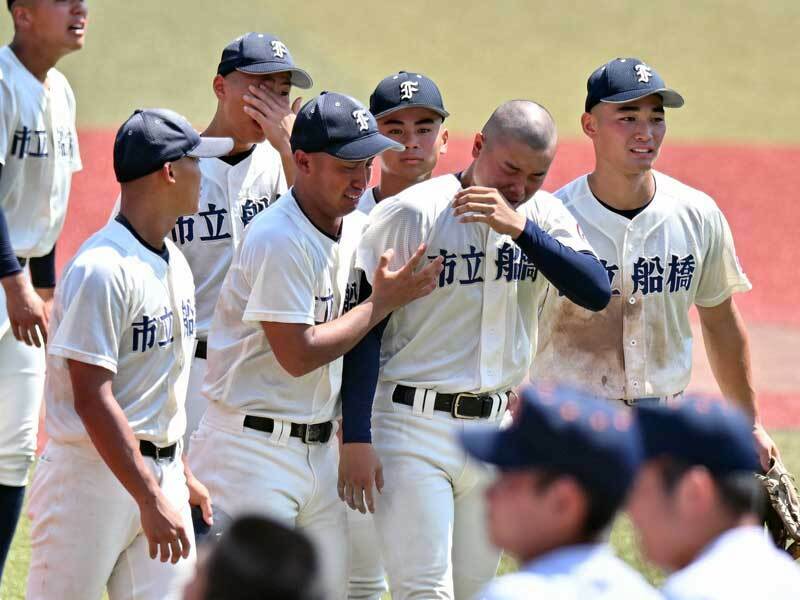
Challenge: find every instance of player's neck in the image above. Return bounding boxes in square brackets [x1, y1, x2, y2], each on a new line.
[201, 117, 253, 155]
[9, 37, 65, 83]
[118, 192, 178, 251]
[459, 162, 477, 188]
[587, 166, 655, 211]
[375, 169, 433, 201]
[292, 183, 342, 239]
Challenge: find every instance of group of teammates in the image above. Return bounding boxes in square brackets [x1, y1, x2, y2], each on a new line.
[0, 0, 795, 598]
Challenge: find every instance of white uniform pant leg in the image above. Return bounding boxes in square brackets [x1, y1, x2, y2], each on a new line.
[26, 441, 195, 600]
[371, 409, 458, 600]
[0, 328, 45, 487]
[346, 508, 387, 600]
[182, 355, 208, 451]
[188, 404, 348, 600]
[451, 456, 501, 600]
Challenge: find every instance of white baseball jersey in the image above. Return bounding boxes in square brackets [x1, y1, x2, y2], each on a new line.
[45, 219, 196, 445]
[170, 143, 286, 338]
[477, 544, 661, 600]
[357, 187, 377, 215]
[662, 526, 800, 599]
[534, 171, 751, 400]
[355, 174, 592, 398]
[203, 190, 367, 424]
[0, 46, 81, 258]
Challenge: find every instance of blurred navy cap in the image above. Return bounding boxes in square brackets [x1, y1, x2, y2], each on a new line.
[635, 395, 760, 475]
[290, 92, 404, 161]
[217, 32, 313, 89]
[369, 71, 449, 120]
[113, 108, 233, 183]
[460, 385, 643, 503]
[585, 57, 684, 113]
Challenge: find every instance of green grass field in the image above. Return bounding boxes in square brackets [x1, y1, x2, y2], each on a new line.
[2, 430, 798, 598]
[3, 1, 800, 141]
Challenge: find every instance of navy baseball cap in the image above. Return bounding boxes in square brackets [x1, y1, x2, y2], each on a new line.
[114, 109, 234, 183]
[585, 58, 684, 113]
[635, 395, 760, 475]
[290, 92, 404, 161]
[460, 385, 643, 503]
[217, 32, 313, 89]
[369, 71, 449, 120]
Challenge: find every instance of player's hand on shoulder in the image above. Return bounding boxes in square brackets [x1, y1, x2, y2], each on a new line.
[338, 442, 384, 514]
[452, 186, 527, 238]
[2, 272, 49, 347]
[138, 490, 192, 564]
[369, 243, 444, 315]
[243, 84, 302, 151]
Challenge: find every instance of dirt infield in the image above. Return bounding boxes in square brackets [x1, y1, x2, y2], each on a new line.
[58, 131, 799, 429]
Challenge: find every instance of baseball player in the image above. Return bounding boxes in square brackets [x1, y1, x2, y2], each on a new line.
[532, 57, 779, 468]
[171, 32, 313, 444]
[460, 385, 660, 600]
[25, 109, 233, 600]
[338, 100, 612, 599]
[187, 92, 443, 600]
[0, 0, 86, 580]
[347, 70, 449, 600]
[630, 397, 800, 598]
[356, 71, 449, 215]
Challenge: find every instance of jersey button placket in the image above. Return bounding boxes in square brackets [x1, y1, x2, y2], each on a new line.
[621, 228, 645, 397]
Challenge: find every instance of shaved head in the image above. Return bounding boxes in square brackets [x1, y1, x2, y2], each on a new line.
[481, 100, 557, 152]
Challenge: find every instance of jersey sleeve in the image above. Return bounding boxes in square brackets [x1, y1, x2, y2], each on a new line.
[64, 78, 82, 173]
[694, 207, 752, 307]
[48, 259, 130, 373]
[242, 228, 316, 325]
[531, 193, 595, 255]
[355, 197, 428, 285]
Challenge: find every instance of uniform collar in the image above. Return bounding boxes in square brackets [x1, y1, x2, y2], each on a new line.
[522, 543, 610, 575]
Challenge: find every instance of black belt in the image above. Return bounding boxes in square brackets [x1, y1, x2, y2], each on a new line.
[392, 385, 506, 420]
[16, 257, 27, 267]
[243, 415, 334, 445]
[195, 340, 207, 360]
[139, 440, 178, 461]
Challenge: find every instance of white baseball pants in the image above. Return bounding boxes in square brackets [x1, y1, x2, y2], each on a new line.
[26, 440, 195, 600]
[188, 403, 348, 600]
[371, 384, 502, 600]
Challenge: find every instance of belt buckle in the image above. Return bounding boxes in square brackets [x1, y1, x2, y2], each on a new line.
[153, 445, 172, 462]
[302, 424, 325, 445]
[452, 393, 480, 419]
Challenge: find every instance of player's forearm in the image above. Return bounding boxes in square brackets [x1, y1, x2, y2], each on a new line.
[514, 219, 611, 311]
[0, 203, 23, 281]
[277, 143, 296, 187]
[70, 365, 162, 503]
[266, 298, 389, 378]
[341, 316, 389, 443]
[698, 299, 760, 422]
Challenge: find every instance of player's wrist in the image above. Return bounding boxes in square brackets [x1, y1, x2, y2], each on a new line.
[508, 214, 527, 240]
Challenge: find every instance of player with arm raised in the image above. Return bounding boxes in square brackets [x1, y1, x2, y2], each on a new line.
[338, 100, 611, 599]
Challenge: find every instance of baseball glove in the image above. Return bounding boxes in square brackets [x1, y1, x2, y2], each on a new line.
[756, 457, 800, 559]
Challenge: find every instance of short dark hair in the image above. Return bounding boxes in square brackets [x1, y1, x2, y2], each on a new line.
[657, 457, 765, 517]
[203, 515, 323, 600]
[533, 469, 622, 541]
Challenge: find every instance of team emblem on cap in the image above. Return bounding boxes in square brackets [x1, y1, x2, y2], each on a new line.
[635, 63, 653, 83]
[352, 109, 371, 132]
[399, 80, 419, 100]
[270, 40, 288, 59]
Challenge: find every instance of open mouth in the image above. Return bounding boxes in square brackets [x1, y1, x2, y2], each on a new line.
[630, 148, 654, 155]
[68, 24, 86, 34]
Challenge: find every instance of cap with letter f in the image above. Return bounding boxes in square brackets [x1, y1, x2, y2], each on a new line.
[217, 32, 313, 89]
[369, 71, 449, 120]
[291, 92, 404, 161]
[113, 108, 233, 183]
[585, 57, 684, 113]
